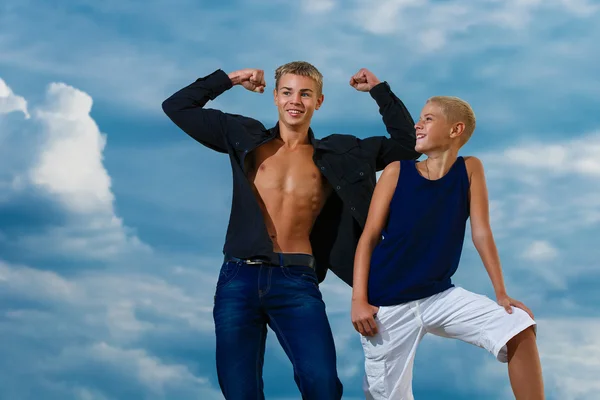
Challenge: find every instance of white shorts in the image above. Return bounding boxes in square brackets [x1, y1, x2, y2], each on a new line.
[360, 286, 536, 400]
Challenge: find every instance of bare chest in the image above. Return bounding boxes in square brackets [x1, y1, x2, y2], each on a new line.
[249, 143, 327, 196]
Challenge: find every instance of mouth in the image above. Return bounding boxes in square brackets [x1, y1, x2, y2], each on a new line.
[286, 109, 304, 117]
[417, 134, 426, 140]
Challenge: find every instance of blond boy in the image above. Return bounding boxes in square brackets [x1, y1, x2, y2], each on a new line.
[351, 97, 544, 399]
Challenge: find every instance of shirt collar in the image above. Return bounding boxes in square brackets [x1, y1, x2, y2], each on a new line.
[269, 122, 320, 147]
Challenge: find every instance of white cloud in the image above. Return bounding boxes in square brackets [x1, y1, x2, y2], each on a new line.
[558, 0, 599, 16]
[0, 0, 598, 128]
[30, 82, 113, 214]
[0, 257, 222, 398]
[86, 342, 207, 391]
[0, 77, 149, 259]
[352, 0, 423, 35]
[522, 240, 559, 262]
[45, 341, 221, 399]
[483, 133, 600, 236]
[537, 318, 600, 399]
[351, 0, 593, 48]
[302, 0, 336, 13]
[505, 137, 600, 176]
[0, 260, 78, 302]
[0, 78, 29, 118]
[503, 135, 600, 177]
[0, 259, 215, 340]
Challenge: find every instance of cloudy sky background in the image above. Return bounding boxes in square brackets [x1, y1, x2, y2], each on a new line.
[1, 0, 600, 399]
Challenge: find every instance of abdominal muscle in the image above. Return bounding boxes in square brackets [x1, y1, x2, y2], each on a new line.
[248, 141, 331, 254]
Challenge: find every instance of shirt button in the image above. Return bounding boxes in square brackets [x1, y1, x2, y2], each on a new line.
[351, 207, 356, 211]
[359, 172, 364, 176]
[336, 186, 341, 190]
[320, 166, 325, 171]
[235, 141, 240, 146]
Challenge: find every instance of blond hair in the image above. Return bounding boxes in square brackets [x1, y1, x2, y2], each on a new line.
[275, 61, 323, 94]
[427, 96, 476, 144]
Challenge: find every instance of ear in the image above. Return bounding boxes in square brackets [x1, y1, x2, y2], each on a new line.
[450, 122, 465, 139]
[315, 93, 325, 110]
[273, 88, 278, 105]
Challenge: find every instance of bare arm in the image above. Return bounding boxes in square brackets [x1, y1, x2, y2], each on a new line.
[466, 156, 534, 318]
[162, 69, 266, 153]
[351, 161, 400, 336]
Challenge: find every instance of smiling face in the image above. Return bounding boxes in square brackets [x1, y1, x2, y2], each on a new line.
[274, 73, 324, 130]
[415, 96, 476, 154]
[414, 102, 461, 153]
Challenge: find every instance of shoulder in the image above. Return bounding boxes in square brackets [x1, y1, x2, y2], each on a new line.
[463, 156, 484, 174]
[379, 161, 401, 184]
[383, 160, 401, 174]
[462, 156, 486, 189]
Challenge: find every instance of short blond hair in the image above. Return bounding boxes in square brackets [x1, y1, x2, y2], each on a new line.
[427, 96, 476, 144]
[275, 61, 323, 94]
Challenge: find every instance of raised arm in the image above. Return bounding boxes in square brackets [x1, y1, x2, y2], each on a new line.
[162, 69, 266, 153]
[350, 68, 420, 169]
[351, 161, 400, 336]
[466, 156, 534, 318]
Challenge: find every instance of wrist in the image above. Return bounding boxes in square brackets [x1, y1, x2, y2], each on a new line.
[227, 72, 241, 86]
[369, 79, 382, 90]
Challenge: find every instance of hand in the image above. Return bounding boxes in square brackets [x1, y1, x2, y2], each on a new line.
[497, 294, 534, 319]
[351, 300, 380, 337]
[228, 69, 266, 93]
[349, 68, 381, 92]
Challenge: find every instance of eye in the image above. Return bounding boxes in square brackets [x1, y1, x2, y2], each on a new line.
[282, 91, 290, 95]
[301, 93, 310, 97]
[425, 117, 433, 121]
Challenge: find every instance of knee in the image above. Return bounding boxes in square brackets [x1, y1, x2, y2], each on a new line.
[298, 367, 342, 398]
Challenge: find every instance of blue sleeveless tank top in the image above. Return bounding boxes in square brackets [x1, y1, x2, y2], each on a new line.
[368, 157, 470, 306]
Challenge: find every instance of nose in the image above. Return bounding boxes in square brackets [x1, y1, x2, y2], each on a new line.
[291, 92, 302, 104]
[414, 120, 423, 130]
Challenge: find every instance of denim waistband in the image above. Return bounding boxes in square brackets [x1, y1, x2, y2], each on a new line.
[224, 253, 315, 270]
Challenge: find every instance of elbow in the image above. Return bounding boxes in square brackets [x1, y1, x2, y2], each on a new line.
[471, 229, 493, 248]
[161, 97, 175, 117]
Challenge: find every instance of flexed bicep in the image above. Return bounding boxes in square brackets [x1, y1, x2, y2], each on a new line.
[162, 70, 233, 152]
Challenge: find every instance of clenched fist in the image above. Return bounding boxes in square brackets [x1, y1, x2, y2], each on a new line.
[350, 68, 381, 92]
[228, 69, 266, 93]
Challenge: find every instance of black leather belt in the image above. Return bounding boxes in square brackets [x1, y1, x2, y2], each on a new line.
[224, 253, 315, 270]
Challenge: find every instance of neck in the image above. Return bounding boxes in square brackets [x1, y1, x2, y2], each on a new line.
[278, 121, 311, 148]
[424, 148, 459, 179]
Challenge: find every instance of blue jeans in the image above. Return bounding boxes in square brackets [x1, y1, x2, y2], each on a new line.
[213, 260, 343, 400]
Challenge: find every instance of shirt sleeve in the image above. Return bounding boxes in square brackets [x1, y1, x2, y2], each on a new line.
[162, 69, 234, 153]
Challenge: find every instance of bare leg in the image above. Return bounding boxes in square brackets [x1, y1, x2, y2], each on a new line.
[507, 327, 544, 399]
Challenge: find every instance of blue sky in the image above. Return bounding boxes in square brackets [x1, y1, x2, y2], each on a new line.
[1, 0, 600, 399]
